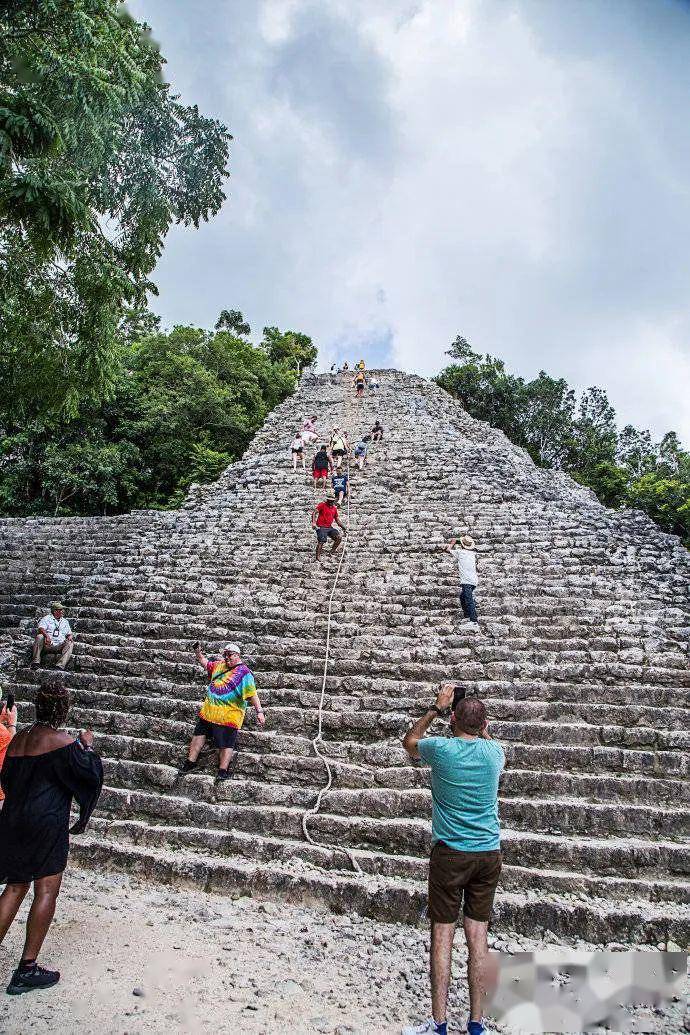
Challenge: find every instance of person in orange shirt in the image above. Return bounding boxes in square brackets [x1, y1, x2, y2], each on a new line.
[0, 699, 18, 806]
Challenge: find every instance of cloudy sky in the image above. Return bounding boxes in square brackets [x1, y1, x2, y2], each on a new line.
[129, 0, 690, 442]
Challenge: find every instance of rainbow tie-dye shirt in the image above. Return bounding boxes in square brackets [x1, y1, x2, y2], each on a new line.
[199, 661, 257, 728]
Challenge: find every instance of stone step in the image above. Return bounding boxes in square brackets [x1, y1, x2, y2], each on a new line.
[96, 784, 689, 880]
[103, 757, 689, 840]
[70, 835, 689, 946]
[91, 732, 689, 804]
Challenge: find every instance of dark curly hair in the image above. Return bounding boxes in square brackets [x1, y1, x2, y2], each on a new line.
[35, 677, 71, 728]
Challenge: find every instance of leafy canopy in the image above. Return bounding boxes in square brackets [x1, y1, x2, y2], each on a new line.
[435, 337, 690, 545]
[0, 313, 316, 516]
[0, 0, 232, 417]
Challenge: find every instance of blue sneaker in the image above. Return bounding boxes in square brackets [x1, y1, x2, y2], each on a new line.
[467, 1021, 487, 1035]
[402, 1021, 447, 1035]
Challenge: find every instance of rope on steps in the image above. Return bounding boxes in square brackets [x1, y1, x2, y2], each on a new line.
[301, 369, 365, 874]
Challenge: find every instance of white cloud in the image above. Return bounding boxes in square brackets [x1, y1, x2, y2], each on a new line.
[130, 0, 690, 441]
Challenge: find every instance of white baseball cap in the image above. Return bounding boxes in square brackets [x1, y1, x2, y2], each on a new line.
[222, 642, 241, 655]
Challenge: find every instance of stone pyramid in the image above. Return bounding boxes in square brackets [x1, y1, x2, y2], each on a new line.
[1, 369, 688, 946]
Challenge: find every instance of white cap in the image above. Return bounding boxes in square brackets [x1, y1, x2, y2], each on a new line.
[222, 642, 241, 655]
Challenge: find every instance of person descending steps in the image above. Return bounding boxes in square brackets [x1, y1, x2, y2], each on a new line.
[290, 433, 306, 472]
[353, 369, 366, 397]
[332, 468, 349, 505]
[179, 642, 264, 783]
[300, 414, 318, 445]
[311, 492, 347, 565]
[353, 434, 371, 470]
[329, 426, 349, 471]
[444, 535, 480, 628]
[312, 443, 332, 490]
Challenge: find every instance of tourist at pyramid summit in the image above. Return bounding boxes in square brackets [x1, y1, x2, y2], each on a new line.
[401, 684, 504, 1035]
[445, 535, 479, 628]
[179, 642, 264, 784]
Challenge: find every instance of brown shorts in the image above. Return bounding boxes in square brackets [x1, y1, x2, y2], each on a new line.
[428, 843, 502, 923]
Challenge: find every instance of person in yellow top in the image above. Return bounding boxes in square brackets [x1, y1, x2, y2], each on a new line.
[356, 360, 366, 370]
[179, 642, 264, 783]
[353, 369, 366, 397]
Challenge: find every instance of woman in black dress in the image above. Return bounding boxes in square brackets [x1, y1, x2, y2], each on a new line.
[0, 678, 103, 995]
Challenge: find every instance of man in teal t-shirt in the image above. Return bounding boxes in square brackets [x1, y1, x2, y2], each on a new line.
[401, 685, 505, 1035]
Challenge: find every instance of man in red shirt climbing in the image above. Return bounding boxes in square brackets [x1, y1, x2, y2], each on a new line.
[311, 493, 347, 563]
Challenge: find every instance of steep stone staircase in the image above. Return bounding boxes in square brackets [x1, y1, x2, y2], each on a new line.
[1, 369, 688, 947]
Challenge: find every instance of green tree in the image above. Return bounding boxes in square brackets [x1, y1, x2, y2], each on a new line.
[0, 318, 312, 516]
[435, 335, 689, 546]
[215, 309, 251, 336]
[261, 326, 317, 371]
[0, 0, 231, 418]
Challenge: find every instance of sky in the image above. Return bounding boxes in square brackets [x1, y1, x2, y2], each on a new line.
[128, 0, 690, 442]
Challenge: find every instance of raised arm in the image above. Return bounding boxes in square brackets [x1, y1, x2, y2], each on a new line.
[402, 683, 454, 760]
[194, 644, 209, 669]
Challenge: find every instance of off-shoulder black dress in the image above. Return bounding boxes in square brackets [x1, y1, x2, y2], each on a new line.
[0, 740, 103, 883]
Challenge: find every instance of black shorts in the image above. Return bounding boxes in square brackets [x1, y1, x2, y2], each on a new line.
[316, 526, 341, 544]
[428, 844, 502, 923]
[291, 447, 303, 455]
[193, 717, 239, 749]
[332, 448, 345, 457]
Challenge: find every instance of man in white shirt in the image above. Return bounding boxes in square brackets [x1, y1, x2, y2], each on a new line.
[445, 535, 479, 627]
[31, 602, 74, 670]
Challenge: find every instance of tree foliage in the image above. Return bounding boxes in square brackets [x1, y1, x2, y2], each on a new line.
[0, 314, 315, 516]
[0, 0, 232, 417]
[435, 338, 690, 545]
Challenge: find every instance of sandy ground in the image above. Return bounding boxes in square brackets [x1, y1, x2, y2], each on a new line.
[0, 867, 687, 1035]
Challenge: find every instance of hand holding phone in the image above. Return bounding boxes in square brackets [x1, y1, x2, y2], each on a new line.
[193, 642, 200, 651]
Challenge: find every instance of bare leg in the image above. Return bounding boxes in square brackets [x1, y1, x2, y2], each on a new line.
[21, 873, 63, 962]
[316, 541, 324, 562]
[187, 734, 206, 762]
[464, 916, 490, 1022]
[218, 747, 234, 772]
[330, 535, 343, 554]
[0, 882, 30, 945]
[430, 920, 455, 1024]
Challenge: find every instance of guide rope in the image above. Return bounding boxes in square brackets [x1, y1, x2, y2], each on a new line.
[301, 370, 367, 873]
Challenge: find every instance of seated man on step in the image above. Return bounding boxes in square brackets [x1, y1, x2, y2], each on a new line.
[180, 642, 265, 783]
[30, 602, 74, 671]
[371, 419, 384, 442]
[401, 685, 504, 1035]
[312, 493, 346, 564]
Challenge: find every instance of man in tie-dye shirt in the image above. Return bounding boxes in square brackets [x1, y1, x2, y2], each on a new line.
[179, 642, 265, 783]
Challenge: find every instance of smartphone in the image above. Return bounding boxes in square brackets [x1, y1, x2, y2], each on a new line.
[452, 685, 466, 711]
[6, 693, 14, 712]
[193, 641, 200, 650]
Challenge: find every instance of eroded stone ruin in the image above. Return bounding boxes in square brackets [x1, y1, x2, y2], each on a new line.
[1, 370, 688, 946]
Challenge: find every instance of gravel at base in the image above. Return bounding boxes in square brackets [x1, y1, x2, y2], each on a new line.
[0, 867, 686, 1034]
